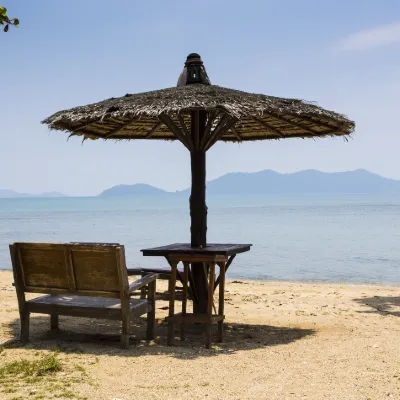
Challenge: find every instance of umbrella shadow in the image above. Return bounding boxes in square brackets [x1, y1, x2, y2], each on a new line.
[353, 295, 400, 317]
[2, 314, 314, 360]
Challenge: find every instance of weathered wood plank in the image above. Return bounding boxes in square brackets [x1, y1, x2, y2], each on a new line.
[129, 273, 158, 292]
[142, 243, 252, 256]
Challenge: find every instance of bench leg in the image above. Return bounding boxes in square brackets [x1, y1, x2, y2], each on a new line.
[50, 314, 59, 330]
[121, 315, 130, 349]
[167, 261, 177, 346]
[146, 281, 156, 340]
[20, 310, 30, 343]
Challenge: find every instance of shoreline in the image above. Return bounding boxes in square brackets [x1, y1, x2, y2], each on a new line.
[2, 268, 399, 287]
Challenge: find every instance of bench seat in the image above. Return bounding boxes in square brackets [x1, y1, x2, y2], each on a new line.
[27, 295, 151, 320]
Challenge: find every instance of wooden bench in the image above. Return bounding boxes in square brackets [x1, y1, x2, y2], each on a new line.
[9, 242, 157, 349]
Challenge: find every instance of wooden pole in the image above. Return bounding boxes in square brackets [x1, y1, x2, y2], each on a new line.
[190, 110, 209, 314]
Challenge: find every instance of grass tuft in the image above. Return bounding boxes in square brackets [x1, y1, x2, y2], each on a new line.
[0, 353, 61, 378]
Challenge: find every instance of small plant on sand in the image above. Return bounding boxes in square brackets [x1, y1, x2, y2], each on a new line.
[0, 352, 89, 399]
[0, 353, 61, 378]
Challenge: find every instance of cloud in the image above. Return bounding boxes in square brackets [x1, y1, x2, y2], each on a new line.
[338, 22, 400, 51]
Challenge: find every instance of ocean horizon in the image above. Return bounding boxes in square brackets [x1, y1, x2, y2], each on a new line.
[1, 194, 400, 284]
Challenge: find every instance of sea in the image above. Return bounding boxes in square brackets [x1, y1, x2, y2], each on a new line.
[1, 194, 400, 284]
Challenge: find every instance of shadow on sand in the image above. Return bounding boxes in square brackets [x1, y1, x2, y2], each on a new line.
[353, 295, 400, 317]
[2, 313, 314, 359]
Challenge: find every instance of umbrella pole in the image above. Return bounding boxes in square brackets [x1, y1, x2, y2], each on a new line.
[190, 111, 208, 314]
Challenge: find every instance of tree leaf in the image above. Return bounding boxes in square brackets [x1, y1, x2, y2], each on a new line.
[0, 7, 7, 17]
[13, 18, 19, 26]
[3, 23, 9, 32]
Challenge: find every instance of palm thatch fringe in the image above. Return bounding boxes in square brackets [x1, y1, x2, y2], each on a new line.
[42, 84, 355, 145]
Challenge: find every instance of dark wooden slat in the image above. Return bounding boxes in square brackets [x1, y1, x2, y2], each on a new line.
[231, 127, 242, 141]
[286, 113, 341, 130]
[65, 248, 76, 291]
[205, 116, 238, 150]
[28, 294, 148, 309]
[178, 113, 194, 148]
[199, 111, 218, 149]
[252, 117, 285, 137]
[145, 122, 161, 138]
[158, 114, 193, 150]
[167, 261, 178, 346]
[265, 112, 320, 135]
[27, 299, 150, 320]
[103, 118, 138, 139]
[146, 279, 156, 340]
[202, 113, 228, 151]
[214, 254, 236, 292]
[71, 120, 100, 134]
[164, 257, 196, 302]
[217, 261, 226, 343]
[24, 286, 120, 298]
[128, 273, 158, 292]
[181, 262, 189, 341]
[206, 263, 216, 348]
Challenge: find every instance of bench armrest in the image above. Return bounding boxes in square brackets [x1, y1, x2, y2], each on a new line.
[129, 273, 158, 293]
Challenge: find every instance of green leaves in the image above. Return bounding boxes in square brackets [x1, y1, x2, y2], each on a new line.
[0, 5, 19, 32]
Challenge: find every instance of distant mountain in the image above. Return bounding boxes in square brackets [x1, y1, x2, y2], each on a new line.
[202, 169, 400, 195]
[6, 169, 398, 199]
[100, 170, 400, 196]
[0, 190, 66, 199]
[99, 184, 169, 197]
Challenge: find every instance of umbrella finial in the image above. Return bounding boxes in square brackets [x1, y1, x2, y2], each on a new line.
[177, 53, 211, 87]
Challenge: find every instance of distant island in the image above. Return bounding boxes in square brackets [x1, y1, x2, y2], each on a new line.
[99, 169, 400, 196]
[3, 169, 400, 199]
[100, 184, 168, 197]
[0, 190, 66, 199]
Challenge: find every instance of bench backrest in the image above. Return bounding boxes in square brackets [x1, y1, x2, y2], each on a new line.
[9, 243, 129, 299]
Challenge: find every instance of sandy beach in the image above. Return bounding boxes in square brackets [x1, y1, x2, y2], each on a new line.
[0, 270, 399, 400]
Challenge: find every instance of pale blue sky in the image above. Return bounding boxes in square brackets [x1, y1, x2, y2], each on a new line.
[1, 0, 400, 196]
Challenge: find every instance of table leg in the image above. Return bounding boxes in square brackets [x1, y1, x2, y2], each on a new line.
[205, 263, 215, 349]
[181, 262, 189, 341]
[217, 262, 226, 342]
[214, 255, 235, 293]
[167, 261, 178, 346]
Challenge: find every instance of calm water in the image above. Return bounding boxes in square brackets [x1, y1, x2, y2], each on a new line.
[1, 195, 400, 284]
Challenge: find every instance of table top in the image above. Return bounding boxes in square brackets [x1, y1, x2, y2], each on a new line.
[141, 243, 252, 257]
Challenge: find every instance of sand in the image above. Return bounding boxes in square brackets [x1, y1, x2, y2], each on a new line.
[0, 270, 399, 400]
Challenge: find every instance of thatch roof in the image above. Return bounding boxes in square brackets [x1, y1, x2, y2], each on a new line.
[42, 84, 355, 150]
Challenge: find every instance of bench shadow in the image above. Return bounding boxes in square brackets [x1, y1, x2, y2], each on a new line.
[3, 314, 314, 360]
[353, 295, 400, 317]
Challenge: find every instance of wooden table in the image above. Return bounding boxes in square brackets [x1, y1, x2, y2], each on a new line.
[142, 243, 252, 348]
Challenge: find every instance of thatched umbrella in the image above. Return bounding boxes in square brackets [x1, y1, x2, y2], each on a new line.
[42, 53, 355, 312]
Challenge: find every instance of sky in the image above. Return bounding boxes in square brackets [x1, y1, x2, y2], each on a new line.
[1, 0, 400, 196]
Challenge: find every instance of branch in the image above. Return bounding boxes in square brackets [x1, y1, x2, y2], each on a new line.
[0, 6, 19, 32]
